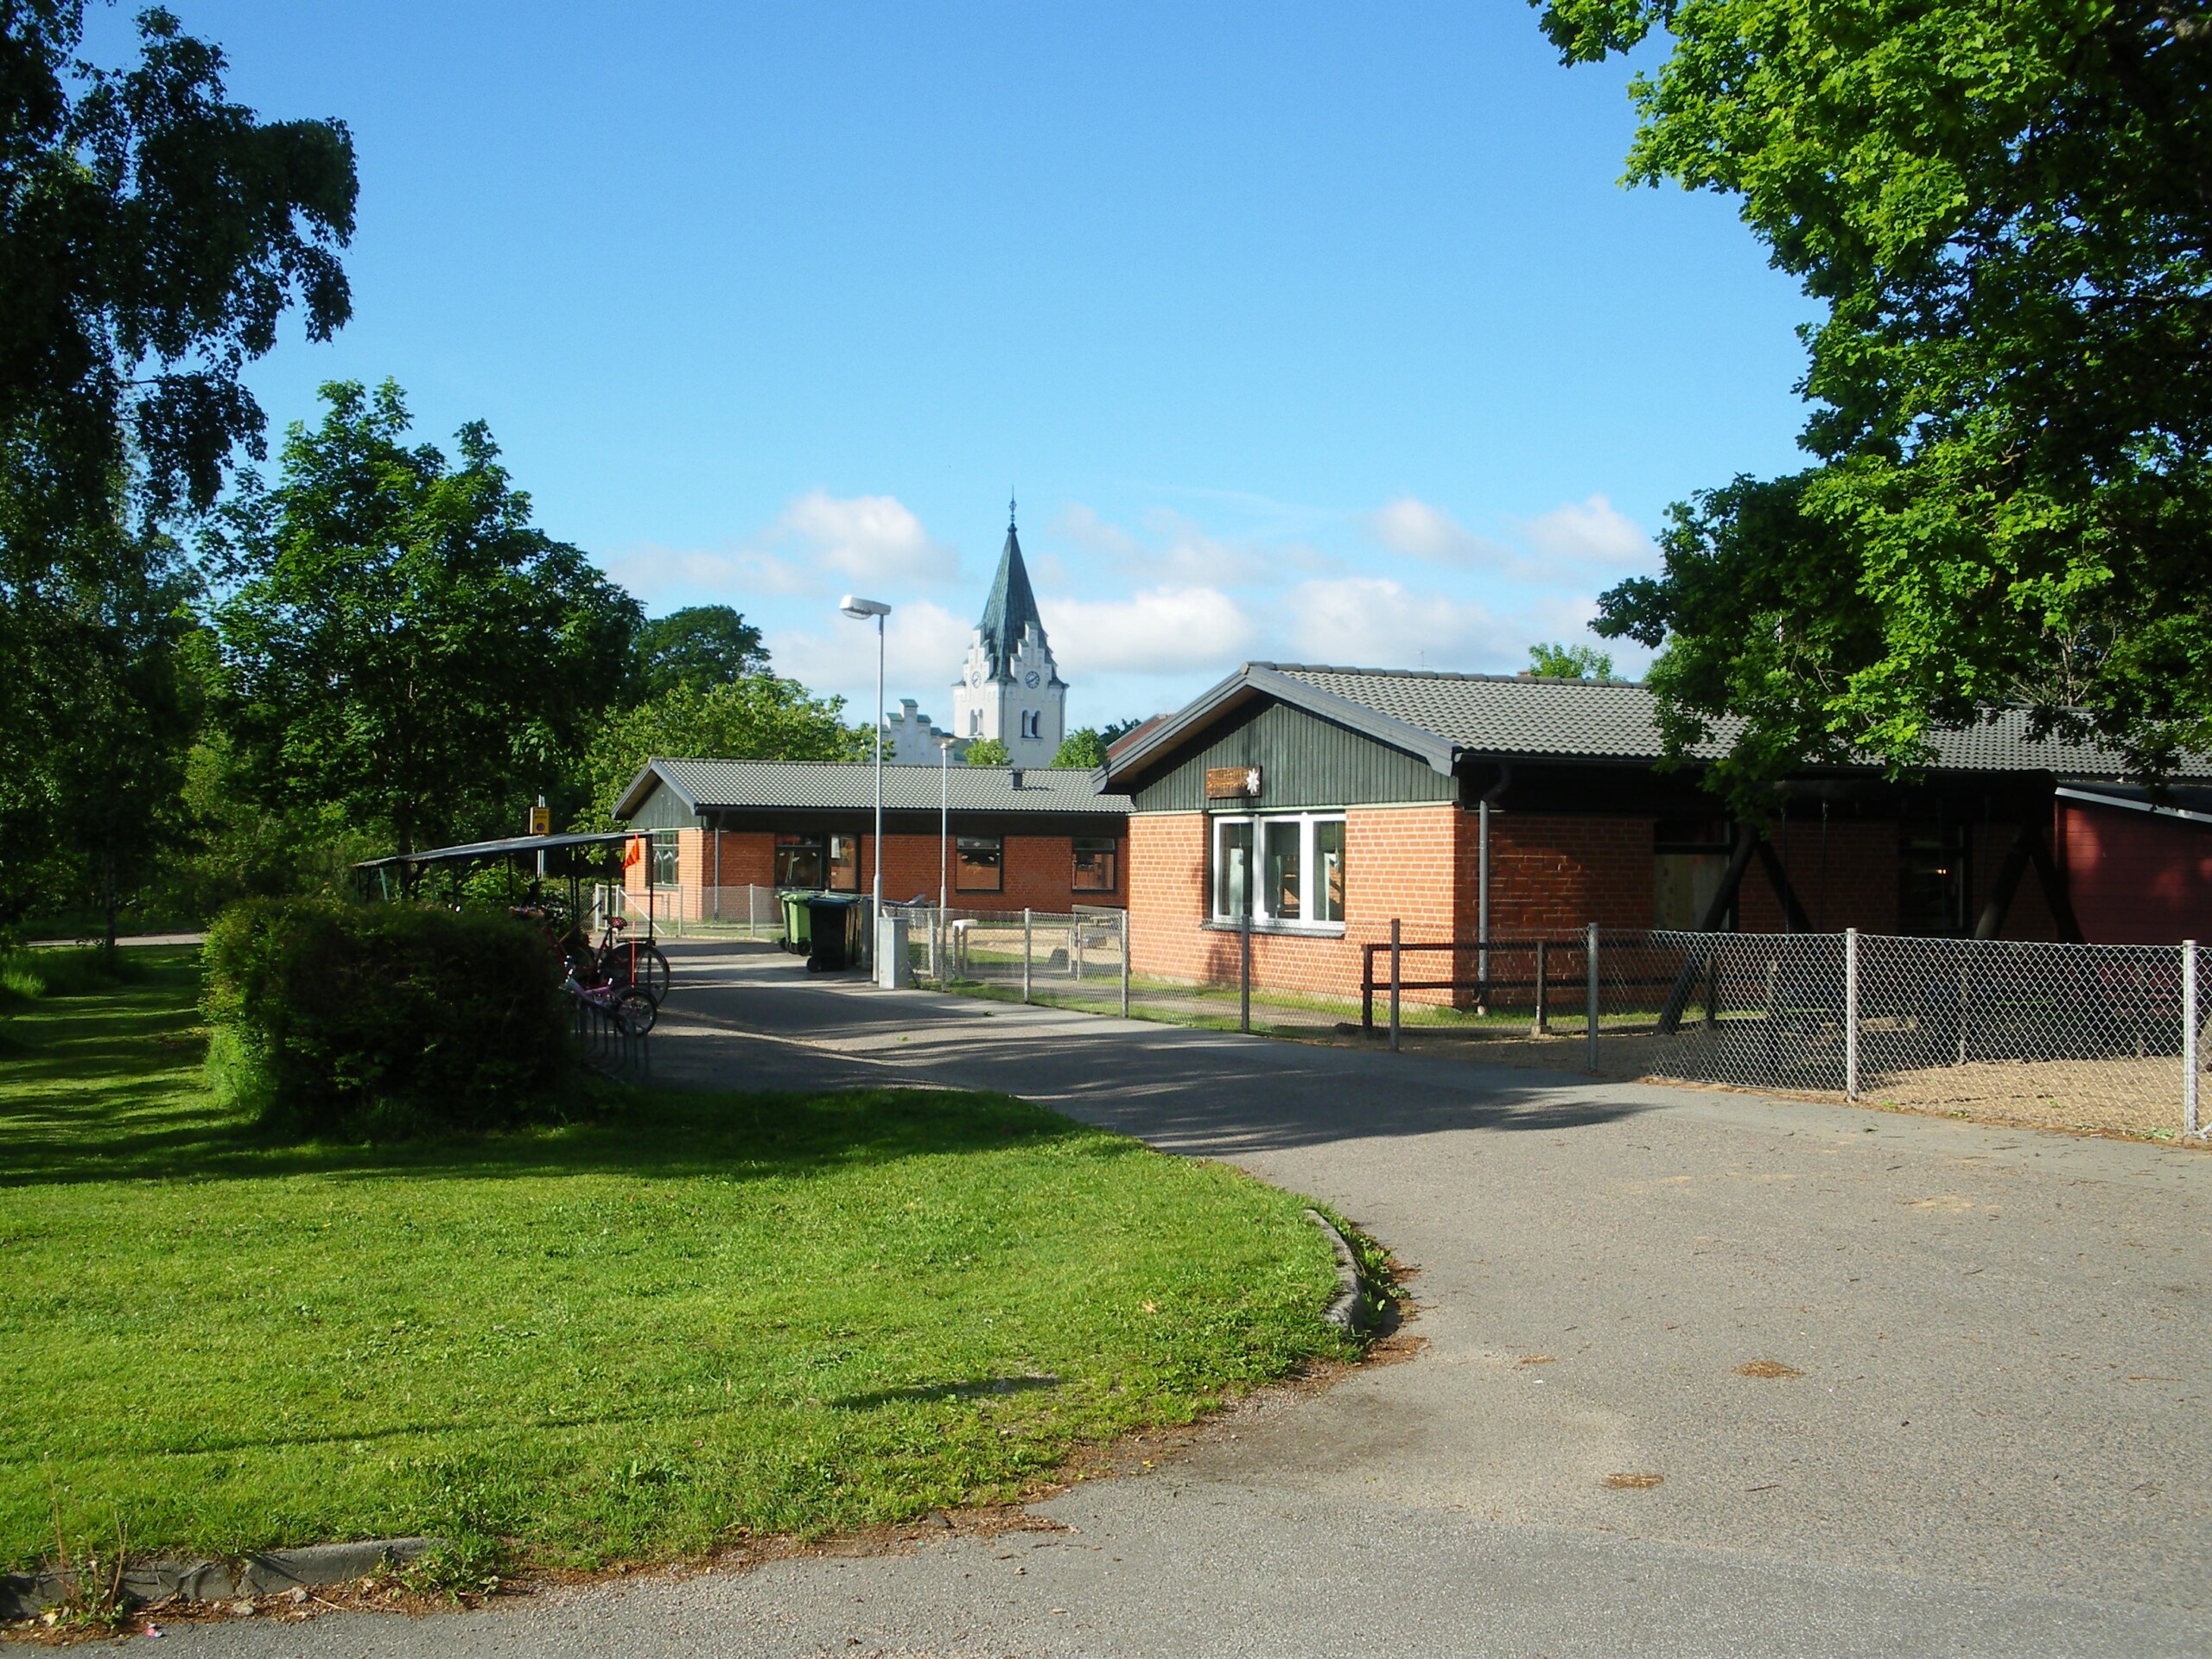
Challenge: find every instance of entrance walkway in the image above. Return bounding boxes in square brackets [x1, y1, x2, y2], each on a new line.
[172, 941, 2212, 1657]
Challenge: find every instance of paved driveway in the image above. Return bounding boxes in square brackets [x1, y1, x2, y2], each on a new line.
[168, 942, 2212, 1657]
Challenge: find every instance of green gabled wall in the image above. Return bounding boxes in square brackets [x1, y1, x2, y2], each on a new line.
[626, 778, 704, 831]
[1128, 698, 1456, 813]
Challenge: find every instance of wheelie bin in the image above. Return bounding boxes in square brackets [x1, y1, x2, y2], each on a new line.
[780, 889, 814, 954]
[804, 893, 867, 972]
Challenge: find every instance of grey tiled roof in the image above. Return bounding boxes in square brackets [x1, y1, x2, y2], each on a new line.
[1110, 662, 2202, 780]
[618, 759, 1129, 819]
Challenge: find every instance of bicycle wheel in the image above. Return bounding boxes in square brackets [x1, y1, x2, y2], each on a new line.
[623, 943, 671, 1001]
[611, 986, 658, 1036]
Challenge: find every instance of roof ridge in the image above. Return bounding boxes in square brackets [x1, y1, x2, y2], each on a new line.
[1262, 660, 1651, 688]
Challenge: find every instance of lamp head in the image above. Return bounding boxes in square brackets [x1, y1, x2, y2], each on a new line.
[840, 594, 892, 619]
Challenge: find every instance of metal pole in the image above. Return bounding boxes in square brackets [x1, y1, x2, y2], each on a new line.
[872, 613, 885, 938]
[1389, 918, 1402, 1052]
[939, 739, 950, 913]
[1478, 798, 1491, 1010]
[2185, 940, 2200, 1137]
[1120, 907, 1131, 1018]
[1240, 898, 1252, 1034]
[713, 814, 721, 922]
[1586, 922, 1600, 1072]
[1844, 927, 1860, 1103]
[1022, 907, 1033, 1004]
[1533, 938, 1548, 1036]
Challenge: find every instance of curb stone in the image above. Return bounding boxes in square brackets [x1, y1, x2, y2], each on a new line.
[1304, 1208, 1375, 1333]
[0, 1537, 440, 1620]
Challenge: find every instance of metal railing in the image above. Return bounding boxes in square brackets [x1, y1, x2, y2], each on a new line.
[903, 905, 1133, 1017]
[594, 883, 785, 939]
[568, 985, 651, 1078]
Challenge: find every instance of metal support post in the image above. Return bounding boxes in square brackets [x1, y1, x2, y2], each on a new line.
[1478, 798, 1491, 1013]
[1585, 923, 1600, 1073]
[1022, 908, 1033, 1005]
[1533, 938, 1548, 1036]
[1389, 918, 1402, 1052]
[1240, 902, 1252, 1034]
[1844, 927, 1860, 1102]
[1119, 908, 1131, 1019]
[2185, 940, 2200, 1137]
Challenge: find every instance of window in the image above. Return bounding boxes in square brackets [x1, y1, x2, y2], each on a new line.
[774, 834, 823, 888]
[650, 830, 680, 889]
[956, 835, 1003, 893]
[827, 833, 861, 893]
[969, 708, 982, 736]
[1073, 836, 1118, 893]
[1021, 709, 1040, 740]
[1211, 814, 1345, 928]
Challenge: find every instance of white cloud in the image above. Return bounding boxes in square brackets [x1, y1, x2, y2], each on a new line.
[1366, 496, 1503, 567]
[1516, 493, 1653, 568]
[781, 490, 958, 586]
[1040, 587, 1255, 678]
[769, 599, 975, 715]
[1056, 502, 1296, 587]
[602, 543, 810, 604]
[1286, 576, 1518, 669]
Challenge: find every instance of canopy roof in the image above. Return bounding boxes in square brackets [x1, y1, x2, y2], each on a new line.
[353, 830, 642, 871]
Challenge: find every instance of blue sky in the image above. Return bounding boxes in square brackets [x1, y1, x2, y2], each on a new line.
[92, 2, 1815, 730]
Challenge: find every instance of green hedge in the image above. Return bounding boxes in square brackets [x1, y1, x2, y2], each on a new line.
[203, 899, 575, 1137]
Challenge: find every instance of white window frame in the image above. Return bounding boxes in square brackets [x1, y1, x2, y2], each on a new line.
[1211, 812, 1345, 931]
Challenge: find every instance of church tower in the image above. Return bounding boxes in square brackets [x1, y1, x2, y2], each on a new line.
[952, 499, 1065, 768]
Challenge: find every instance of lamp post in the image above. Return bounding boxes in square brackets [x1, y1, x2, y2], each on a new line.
[839, 595, 893, 928]
[937, 732, 955, 912]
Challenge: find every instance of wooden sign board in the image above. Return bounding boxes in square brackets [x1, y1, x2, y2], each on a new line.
[1206, 766, 1262, 801]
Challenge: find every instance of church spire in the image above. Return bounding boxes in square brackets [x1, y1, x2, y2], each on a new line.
[976, 506, 1046, 683]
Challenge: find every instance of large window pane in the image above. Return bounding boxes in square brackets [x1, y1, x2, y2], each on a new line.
[956, 836, 1003, 893]
[650, 830, 680, 889]
[1072, 836, 1117, 893]
[1314, 819, 1345, 922]
[1214, 821, 1251, 918]
[774, 834, 823, 889]
[828, 834, 861, 892]
[1263, 819, 1302, 920]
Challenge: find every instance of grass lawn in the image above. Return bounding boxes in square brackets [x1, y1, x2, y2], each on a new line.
[0, 951, 1345, 1575]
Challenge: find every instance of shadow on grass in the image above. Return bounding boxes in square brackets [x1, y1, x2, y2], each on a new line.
[831, 1376, 1064, 1411]
[0, 952, 1098, 1192]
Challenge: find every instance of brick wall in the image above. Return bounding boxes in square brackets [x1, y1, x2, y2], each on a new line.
[632, 828, 1127, 918]
[1473, 813, 1655, 934]
[1737, 819, 1900, 934]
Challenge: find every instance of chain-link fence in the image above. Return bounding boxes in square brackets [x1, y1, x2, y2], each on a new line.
[887, 907, 2209, 1139]
[594, 883, 785, 939]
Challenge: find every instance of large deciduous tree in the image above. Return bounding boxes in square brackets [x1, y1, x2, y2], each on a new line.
[1539, 0, 2212, 805]
[213, 381, 640, 853]
[631, 605, 769, 699]
[1, 3, 355, 929]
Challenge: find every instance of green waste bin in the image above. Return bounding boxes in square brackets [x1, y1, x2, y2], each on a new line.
[804, 893, 868, 973]
[779, 889, 814, 953]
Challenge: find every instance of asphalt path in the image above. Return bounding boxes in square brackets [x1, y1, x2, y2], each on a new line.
[164, 940, 2212, 1657]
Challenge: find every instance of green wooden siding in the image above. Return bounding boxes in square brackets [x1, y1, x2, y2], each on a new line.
[1130, 698, 1456, 813]
[626, 779, 704, 831]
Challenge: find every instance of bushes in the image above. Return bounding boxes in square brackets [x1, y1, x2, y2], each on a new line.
[203, 899, 575, 1137]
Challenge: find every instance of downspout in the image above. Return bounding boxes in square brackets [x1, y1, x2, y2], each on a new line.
[1477, 762, 1513, 1006]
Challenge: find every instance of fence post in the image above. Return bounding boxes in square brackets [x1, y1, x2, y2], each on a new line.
[1845, 927, 1860, 1103]
[1240, 901, 1252, 1034]
[1585, 923, 1600, 1073]
[1362, 944, 1375, 1032]
[1120, 908, 1131, 1019]
[1022, 908, 1033, 1005]
[1533, 938, 1548, 1036]
[2186, 940, 2200, 1137]
[1389, 918, 1402, 1052]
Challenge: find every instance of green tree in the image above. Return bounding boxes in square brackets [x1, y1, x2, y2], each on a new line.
[1051, 720, 1146, 768]
[1, 3, 356, 917]
[580, 675, 866, 823]
[1525, 641, 1617, 681]
[964, 737, 1011, 767]
[632, 605, 767, 698]
[1541, 0, 2212, 804]
[212, 380, 639, 854]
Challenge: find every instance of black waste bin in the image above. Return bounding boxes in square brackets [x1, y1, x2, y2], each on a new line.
[804, 893, 868, 973]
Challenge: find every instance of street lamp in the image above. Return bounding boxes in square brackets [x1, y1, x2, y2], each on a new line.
[937, 731, 956, 913]
[840, 595, 892, 931]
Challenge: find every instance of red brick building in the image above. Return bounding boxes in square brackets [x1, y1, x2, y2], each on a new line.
[613, 760, 1129, 919]
[1103, 664, 2212, 1001]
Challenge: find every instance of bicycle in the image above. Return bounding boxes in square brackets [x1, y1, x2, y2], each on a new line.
[563, 965, 658, 1034]
[592, 915, 671, 1001]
